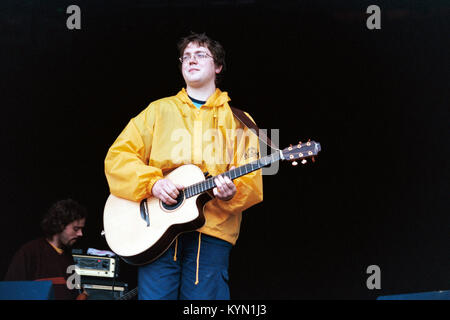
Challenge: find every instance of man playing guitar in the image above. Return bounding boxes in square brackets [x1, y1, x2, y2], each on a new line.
[104, 32, 263, 300]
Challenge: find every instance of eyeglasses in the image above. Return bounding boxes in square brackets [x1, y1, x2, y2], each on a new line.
[179, 52, 213, 63]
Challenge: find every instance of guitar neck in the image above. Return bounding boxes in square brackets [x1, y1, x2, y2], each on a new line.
[184, 151, 281, 199]
[119, 287, 138, 300]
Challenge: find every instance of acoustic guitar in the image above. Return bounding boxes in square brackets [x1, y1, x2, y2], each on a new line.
[103, 141, 321, 265]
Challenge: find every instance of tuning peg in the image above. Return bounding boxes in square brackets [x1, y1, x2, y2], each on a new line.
[292, 161, 298, 166]
[301, 159, 307, 165]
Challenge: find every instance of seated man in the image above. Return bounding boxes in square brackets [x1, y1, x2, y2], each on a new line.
[4, 199, 87, 300]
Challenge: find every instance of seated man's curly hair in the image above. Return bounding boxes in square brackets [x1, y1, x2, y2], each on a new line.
[40, 199, 88, 238]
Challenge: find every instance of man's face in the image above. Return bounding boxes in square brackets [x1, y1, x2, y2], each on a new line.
[58, 218, 85, 248]
[181, 42, 222, 88]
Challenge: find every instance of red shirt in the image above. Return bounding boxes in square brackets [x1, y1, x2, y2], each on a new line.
[4, 238, 78, 299]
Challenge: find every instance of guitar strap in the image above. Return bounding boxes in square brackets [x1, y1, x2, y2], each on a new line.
[229, 106, 279, 151]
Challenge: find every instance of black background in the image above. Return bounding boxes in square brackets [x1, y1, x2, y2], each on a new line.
[0, 0, 448, 300]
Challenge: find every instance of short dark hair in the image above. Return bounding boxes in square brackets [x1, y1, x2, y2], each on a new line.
[177, 32, 226, 84]
[40, 199, 88, 237]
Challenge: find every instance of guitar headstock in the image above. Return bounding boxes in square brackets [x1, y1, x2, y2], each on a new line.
[281, 140, 321, 166]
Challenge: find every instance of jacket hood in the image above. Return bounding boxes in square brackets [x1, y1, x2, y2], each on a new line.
[176, 88, 231, 108]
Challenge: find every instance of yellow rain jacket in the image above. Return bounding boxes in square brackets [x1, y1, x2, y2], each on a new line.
[104, 88, 263, 245]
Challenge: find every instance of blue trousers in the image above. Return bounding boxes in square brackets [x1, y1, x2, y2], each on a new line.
[138, 232, 232, 300]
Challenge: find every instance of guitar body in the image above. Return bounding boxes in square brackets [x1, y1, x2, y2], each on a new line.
[103, 164, 211, 266]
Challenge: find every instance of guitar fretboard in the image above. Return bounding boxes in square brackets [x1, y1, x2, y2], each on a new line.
[184, 151, 281, 199]
[119, 287, 138, 300]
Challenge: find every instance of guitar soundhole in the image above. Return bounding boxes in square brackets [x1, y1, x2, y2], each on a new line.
[161, 190, 185, 211]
